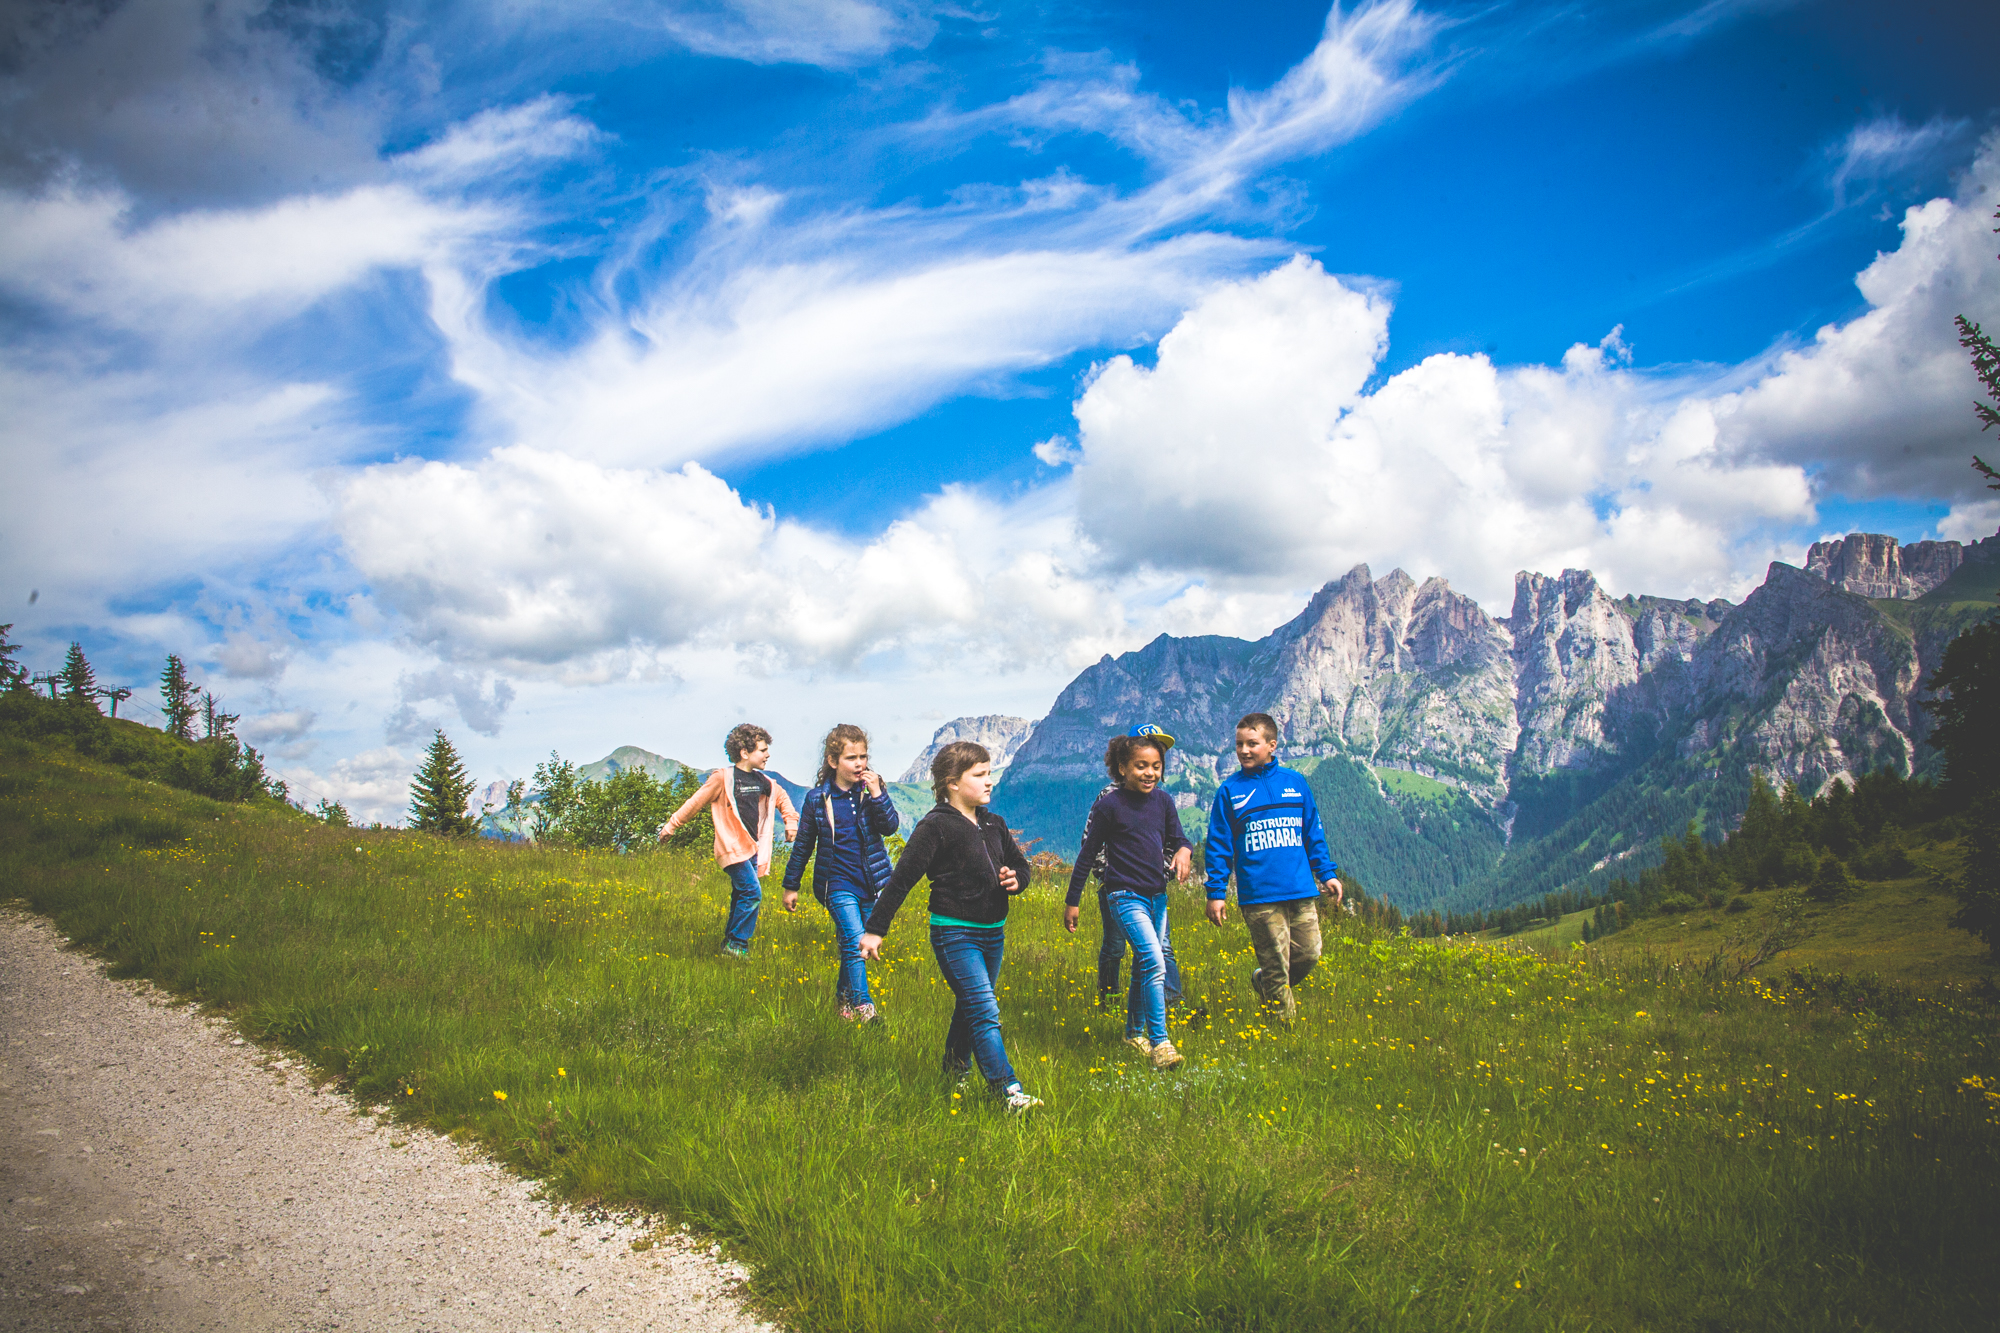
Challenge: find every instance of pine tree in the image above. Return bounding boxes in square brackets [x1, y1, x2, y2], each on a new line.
[59, 642, 99, 711]
[200, 690, 239, 741]
[409, 730, 478, 836]
[0, 624, 24, 691]
[160, 654, 197, 740]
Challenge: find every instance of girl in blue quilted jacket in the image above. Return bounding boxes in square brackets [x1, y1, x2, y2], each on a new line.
[782, 723, 901, 1022]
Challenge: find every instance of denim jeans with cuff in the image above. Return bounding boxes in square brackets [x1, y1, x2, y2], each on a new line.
[1098, 890, 1183, 1004]
[823, 885, 876, 1007]
[722, 858, 762, 950]
[1105, 889, 1171, 1046]
[929, 923, 1015, 1088]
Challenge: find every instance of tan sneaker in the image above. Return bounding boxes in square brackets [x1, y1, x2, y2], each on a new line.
[1122, 1034, 1153, 1055]
[1149, 1040, 1184, 1071]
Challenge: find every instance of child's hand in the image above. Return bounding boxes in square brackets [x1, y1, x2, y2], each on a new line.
[998, 865, 1021, 894]
[1063, 904, 1080, 934]
[1172, 847, 1193, 882]
[656, 822, 671, 842]
[1321, 877, 1344, 908]
[859, 932, 884, 961]
[782, 889, 800, 913]
[863, 769, 886, 797]
[1205, 898, 1229, 927]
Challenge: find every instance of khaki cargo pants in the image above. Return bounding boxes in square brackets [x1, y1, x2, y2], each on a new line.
[1241, 898, 1322, 1020]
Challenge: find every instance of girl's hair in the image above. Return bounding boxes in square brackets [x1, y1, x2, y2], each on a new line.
[817, 723, 869, 786]
[725, 723, 772, 761]
[930, 740, 991, 806]
[1104, 734, 1166, 782]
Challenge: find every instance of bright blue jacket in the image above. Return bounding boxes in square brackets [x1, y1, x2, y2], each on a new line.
[1203, 762, 1337, 905]
[782, 780, 899, 899]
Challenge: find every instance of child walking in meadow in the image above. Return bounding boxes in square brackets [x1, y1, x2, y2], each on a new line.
[1064, 725, 1192, 1070]
[1203, 712, 1342, 1022]
[781, 724, 900, 1022]
[859, 741, 1040, 1111]
[659, 724, 800, 958]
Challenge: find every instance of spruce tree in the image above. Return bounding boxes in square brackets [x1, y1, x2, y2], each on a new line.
[409, 730, 478, 836]
[60, 642, 99, 711]
[0, 624, 23, 690]
[160, 654, 197, 740]
[200, 690, 239, 741]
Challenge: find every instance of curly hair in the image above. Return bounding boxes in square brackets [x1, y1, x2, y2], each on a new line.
[724, 723, 772, 762]
[1103, 734, 1166, 782]
[930, 740, 991, 806]
[817, 722, 869, 785]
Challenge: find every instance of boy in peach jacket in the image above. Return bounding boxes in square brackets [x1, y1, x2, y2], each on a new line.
[659, 723, 800, 957]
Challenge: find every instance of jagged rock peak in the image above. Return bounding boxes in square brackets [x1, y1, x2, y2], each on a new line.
[1804, 531, 1963, 600]
[898, 715, 1035, 783]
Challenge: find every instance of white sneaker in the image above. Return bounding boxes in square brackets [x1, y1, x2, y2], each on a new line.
[1001, 1083, 1042, 1112]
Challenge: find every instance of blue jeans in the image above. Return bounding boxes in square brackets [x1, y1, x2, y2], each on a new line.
[823, 885, 876, 1007]
[1106, 890, 1171, 1045]
[929, 924, 1015, 1088]
[1098, 891, 1182, 1004]
[723, 859, 761, 950]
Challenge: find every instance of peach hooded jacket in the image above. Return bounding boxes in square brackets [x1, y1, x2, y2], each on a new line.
[659, 767, 800, 874]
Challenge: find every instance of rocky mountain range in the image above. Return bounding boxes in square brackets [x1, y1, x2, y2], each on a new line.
[992, 529, 2000, 914]
[897, 715, 1034, 784]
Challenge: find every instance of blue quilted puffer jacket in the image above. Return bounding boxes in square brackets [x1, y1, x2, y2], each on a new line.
[781, 781, 900, 899]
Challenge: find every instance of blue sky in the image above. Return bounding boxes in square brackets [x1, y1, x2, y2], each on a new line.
[3, 0, 1998, 819]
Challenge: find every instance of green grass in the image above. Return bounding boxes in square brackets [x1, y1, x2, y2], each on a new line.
[1511, 877, 1998, 992]
[5, 738, 1999, 1332]
[1373, 766, 1453, 803]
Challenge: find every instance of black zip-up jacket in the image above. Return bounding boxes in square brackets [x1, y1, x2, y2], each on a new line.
[864, 804, 1033, 935]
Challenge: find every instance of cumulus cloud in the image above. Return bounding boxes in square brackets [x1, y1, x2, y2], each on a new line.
[216, 633, 291, 681]
[386, 666, 518, 740]
[336, 447, 1129, 671]
[280, 745, 414, 826]
[0, 0, 391, 204]
[1710, 136, 2000, 503]
[240, 707, 317, 758]
[1063, 254, 1817, 607]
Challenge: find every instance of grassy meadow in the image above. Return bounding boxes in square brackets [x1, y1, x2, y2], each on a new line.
[4, 738, 1998, 1332]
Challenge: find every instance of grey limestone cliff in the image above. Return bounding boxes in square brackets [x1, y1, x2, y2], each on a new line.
[898, 715, 1036, 783]
[996, 529, 1999, 907]
[1805, 532, 1963, 599]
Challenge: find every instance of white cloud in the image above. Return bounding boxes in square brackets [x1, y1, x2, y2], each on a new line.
[936, 0, 1443, 237]
[335, 445, 1131, 671]
[240, 708, 317, 758]
[1711, 136, 2000, 503]
[1065, 254, 1816, 608]
[386, 666, 519, 741]
[440, 232, 1269, 467]
[640, 0, 937, 68]
[280, 746, 415, 827]
[1827, 115, 1971, 208]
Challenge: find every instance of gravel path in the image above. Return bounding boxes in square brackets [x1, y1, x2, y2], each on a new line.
[0, 910, 775, 1332]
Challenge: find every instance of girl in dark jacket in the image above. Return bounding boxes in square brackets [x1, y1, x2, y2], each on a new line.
[860, 741, 1039, 1110]
[782, 724, 900, 1022]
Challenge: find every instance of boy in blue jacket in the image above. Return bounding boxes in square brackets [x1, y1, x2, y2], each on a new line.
[1203, 712, 1343, 1022]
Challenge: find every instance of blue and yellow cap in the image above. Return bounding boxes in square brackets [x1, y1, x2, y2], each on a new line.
[1127, 723, 1176, 750]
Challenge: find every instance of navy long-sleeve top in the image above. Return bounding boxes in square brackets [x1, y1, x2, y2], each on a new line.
[1065, 785, 1190, 906]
